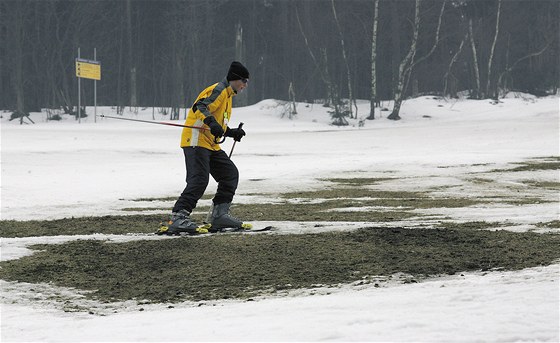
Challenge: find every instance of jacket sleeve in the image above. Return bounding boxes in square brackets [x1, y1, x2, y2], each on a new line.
[193, 82, 226, 119]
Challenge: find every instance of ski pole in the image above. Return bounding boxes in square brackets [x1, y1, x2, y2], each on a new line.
[97, 114, 208, 131]
[229, 122, 244, 158]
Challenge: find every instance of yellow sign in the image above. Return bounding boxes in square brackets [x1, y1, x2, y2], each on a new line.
[76, 58, 101, 80]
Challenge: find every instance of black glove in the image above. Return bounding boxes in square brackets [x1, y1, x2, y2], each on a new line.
[225, 126, 246, 142]
[203, 116, 224, 138]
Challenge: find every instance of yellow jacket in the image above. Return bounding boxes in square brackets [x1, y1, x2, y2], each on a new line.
[180, 79, 235, 151]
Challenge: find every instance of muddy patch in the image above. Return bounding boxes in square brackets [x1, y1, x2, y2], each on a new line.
[1, 227, 558, 305]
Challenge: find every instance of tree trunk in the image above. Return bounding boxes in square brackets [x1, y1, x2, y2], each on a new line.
[331, 0, 353, 118]
[169, 9, 184, 121]
[126, 0, 137, 108]
[117, 13, 125, 108]
[486, 0, 502, 99]
[388, 0, 421, 121]
[468, 18, 482, 99]
[368, 0, 380, 120]
[497, 39, 552, 96]
[444, 33, 467, 97]
[288, 82, 297, 117]
[234, 22, 248, 107]
[320, 48, 337, 111]
[390, 1, 401, 103]
[295, 5, 332, 105]
[6, 1, 26, 118]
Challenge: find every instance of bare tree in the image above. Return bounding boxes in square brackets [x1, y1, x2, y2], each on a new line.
[234, 21, 248, 107]
[126, 0, 137, 109]
[467, 17, 482, 99]
[388, 0, 446, 120]
[486, 0, 502, 99]
[368, 0, 380, 120]
[331, 0, 353, 118]
[295, 4, 336, 107]
[388, 1, 421, 120]
[0, 0, 555, 113]
[443, 33, 468, 98]
[4, 1, 26, 119]
[497, 40, 552, 97]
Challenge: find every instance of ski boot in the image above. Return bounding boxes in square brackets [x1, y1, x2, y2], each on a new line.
[206, 202, 252, 232]
[156, 209, 208, 235]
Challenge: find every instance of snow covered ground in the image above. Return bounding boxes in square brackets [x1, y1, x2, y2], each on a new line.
[1, 94, 559, 341]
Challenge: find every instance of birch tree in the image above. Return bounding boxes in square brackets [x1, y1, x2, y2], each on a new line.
[464, 0, 504, 99]
[387, 0, 421, 120]
[331, 0, 354, 118]
[234, 22, 248, 107]
[388, 0, 446, 120]
[497, 40, 552, 96]
[295, 4, 336, 108]
[368, 0, 380, 120]
[486, 0, 502, 99]
[5, 1, 26, 118]
[467, 17, 482, 99]
[0, 0, 555, 111]
[443, 33, 468, 97]
[126, 0, 137, 109]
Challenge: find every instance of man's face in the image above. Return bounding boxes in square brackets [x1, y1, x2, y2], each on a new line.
[231, 79, 248, 93]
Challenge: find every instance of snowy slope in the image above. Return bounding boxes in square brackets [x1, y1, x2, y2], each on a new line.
[1, 94, 559, 342]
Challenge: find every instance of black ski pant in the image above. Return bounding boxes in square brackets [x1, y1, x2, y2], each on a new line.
[172, 147, 239, 213]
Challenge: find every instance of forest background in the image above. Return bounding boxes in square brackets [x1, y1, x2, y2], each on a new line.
[1, 0, 558, 121]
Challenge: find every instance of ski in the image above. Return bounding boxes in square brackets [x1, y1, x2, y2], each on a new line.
[211, 225, 275, 233]
[155, 222, 274, 236]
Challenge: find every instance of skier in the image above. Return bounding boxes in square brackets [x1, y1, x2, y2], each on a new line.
[165, 61, 249, 234]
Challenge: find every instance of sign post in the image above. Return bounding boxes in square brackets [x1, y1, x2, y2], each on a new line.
[77, 48, 80, 123]
[75, 49, 101, 123]
[94, 48, 97, 122]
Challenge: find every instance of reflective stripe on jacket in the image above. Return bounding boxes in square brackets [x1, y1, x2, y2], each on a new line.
[180, 79, 235, 151]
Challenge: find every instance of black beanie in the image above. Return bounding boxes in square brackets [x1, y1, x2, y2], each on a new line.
[227, 61, 250, 81]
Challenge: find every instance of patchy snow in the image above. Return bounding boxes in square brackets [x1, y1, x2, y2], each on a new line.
[1, 265, 558, 342]
[1, 94, 559, 341]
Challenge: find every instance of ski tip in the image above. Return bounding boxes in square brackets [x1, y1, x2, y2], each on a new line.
[237, 225, 275, 232]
